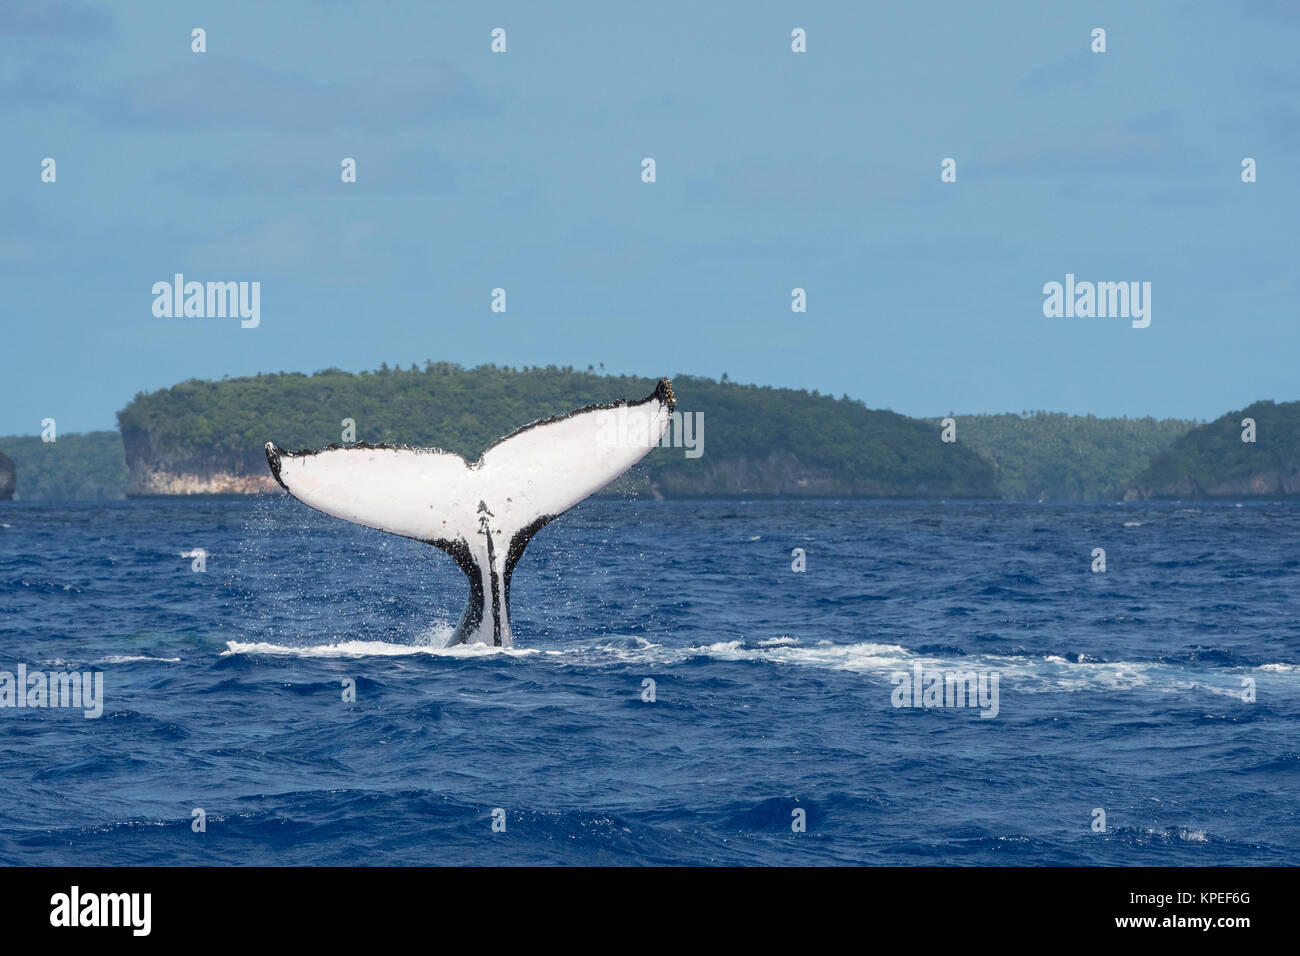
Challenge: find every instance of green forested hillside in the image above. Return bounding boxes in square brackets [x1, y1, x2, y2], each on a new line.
[1124, 400, 1300, 499]
[0, 432, 128, 500]
[929, 412, 1197, 501]
[4, 365, 1272, 501]
[0, 451, 13, 500]
[116, 363, 1000, 498]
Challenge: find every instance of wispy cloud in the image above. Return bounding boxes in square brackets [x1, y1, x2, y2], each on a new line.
[185, 214, 400, 284]
[0, 0, 113, 37]
[687, 159, 932, 208]
[978, 111, 1188, 180]
[1016, 51, 1105, 94]
[92, 55, 496, 130]
[157, 144, 462, 196]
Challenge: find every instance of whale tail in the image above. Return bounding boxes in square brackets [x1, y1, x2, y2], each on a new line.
[265, 379, 675, 647]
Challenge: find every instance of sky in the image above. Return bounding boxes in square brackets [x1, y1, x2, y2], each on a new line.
[1, 0, 1297, 435]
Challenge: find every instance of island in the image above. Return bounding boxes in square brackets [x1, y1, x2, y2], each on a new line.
[1, 365, 1288, 503]
[114, 364, 1002, 499]
[1124, 400, 1300, 499]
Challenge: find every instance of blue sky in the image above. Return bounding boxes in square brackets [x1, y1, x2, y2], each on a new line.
[2, 0, 1297, 434]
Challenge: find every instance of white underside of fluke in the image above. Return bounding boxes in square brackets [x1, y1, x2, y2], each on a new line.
[265, 380, 675, 647]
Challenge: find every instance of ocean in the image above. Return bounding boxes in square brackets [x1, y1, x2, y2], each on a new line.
[0, 497, 1296, 865]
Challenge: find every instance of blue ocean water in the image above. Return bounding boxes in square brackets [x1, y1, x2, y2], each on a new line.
[0, 497, 1296, 865]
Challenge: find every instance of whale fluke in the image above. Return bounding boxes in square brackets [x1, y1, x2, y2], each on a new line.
[265, 379, 675, 647]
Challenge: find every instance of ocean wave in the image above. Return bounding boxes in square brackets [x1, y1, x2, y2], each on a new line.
[222, 639, 543, 659]
[218, 634, 1298, 698]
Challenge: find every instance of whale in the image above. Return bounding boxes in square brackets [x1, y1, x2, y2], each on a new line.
[264, 379, 675, 647]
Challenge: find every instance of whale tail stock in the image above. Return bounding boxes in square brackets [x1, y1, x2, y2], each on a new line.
[264, 379, 675, 648]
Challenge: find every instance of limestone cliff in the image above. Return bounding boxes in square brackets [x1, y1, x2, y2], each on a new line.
[120, 426, 277, 495]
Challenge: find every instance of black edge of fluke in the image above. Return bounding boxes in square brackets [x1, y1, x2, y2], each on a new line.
[656, 377, 676, 412]
[264, 442, 288, 491]
[262, 376, 675, 483]
[473, 377, 677, 457]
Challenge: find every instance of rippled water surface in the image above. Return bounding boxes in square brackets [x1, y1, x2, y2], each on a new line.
[0, 498, 1296, 864]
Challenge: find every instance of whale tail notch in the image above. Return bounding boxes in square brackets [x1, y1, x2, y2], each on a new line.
[265, 379, 675, 647]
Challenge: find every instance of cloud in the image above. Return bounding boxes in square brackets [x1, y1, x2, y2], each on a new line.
[0, 199, 43, 272]
[1241, 0, 1300, 18]
[1265, 110, 1300, 149]
[1016, 51, 1105, 94]
[687, 159, 932, 208]
[184, 215, 401, 283]
[157, 144, 461, 196]
[977, 111, 1188, 180]
[0, 0, 113, 37]
[96, 55, 496, 130]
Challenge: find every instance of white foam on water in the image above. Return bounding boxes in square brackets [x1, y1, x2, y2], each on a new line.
[99, 655, 182, 664]
[223, 640, 541, 659]
[223, 622, 539, 659]
[218, 632, 1298, 698]
[585, 638, 1298, 698]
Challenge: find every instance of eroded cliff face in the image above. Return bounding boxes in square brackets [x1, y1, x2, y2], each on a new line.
[121, 425, 278, 496]
[0, 452, 15, 500]
[1124, 465, 1300, 500]
[127, 467, 278, 495]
